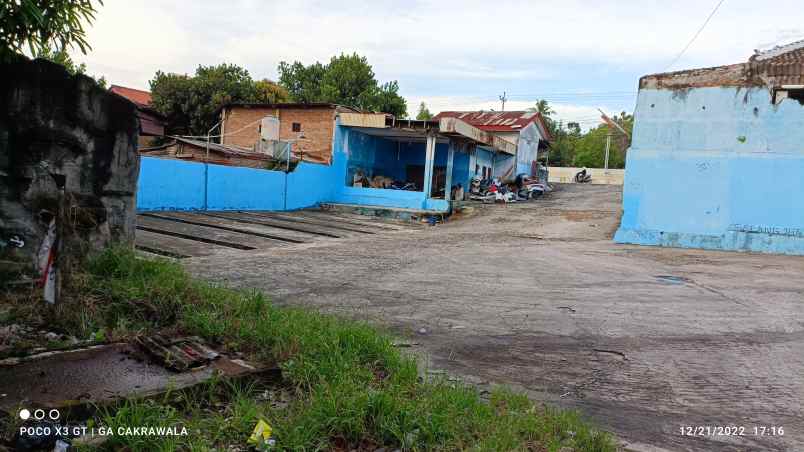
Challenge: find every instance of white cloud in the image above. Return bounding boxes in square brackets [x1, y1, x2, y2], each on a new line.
[71, 0, 804, 98]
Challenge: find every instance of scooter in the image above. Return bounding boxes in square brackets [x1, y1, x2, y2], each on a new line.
[574, 168, 592, 183]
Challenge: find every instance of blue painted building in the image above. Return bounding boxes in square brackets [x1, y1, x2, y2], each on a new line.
[615, 40, 804, 255]
[138, 112, 524, 214]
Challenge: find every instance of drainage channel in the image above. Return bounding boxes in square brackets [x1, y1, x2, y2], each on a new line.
[136, 226, 256, 250]
[241, 211, 376, 234]
[139, 213, 305, 244]
[135, 245, 191, 259]
[203, 212, 341, 238]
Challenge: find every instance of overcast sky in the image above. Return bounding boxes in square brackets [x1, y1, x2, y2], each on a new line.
[73, 0, 803, 127]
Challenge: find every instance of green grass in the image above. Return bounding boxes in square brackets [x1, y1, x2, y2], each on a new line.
[60, 248, 615, 451]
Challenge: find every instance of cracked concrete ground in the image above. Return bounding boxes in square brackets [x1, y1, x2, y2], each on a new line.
[175, 184, 804, 451]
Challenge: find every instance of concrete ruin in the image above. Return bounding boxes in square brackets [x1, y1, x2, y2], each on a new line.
[0, 57, 140, 278]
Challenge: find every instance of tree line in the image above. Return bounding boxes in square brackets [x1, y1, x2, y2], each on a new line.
[530, 101, 632, 169]
[149, 53, 407, 137]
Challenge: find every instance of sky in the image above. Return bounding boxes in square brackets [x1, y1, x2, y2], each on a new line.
[72, 0, 804, 129]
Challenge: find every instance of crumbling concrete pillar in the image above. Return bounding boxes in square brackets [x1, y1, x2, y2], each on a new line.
[422, 132, 436, 199]
[0, 57, 140, 280]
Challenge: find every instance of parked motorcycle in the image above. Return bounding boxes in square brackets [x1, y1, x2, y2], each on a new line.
[574, 168, 592, 183]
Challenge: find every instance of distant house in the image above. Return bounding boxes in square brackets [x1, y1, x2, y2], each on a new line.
[433, 111, 551, 181]
[615, 40, 804, 255]
[109, 85, 166, 148]
[218, 103, 360, 165]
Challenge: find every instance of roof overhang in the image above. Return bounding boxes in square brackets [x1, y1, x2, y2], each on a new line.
[339, 113, 516, 154]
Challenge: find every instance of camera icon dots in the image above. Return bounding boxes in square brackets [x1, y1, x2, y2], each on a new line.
[19, 408, 60, 421]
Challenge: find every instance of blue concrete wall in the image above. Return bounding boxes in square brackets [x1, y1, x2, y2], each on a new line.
[615, 86, 804, 255]
[137, 157, 206, 211]
[206, 164, 286, 211]
[287, 161, 339, 210]
[476, 147, 494, 177]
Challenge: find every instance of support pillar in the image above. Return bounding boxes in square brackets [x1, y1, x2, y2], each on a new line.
[423, 132, 436, 199]
[444, 140, 455, 200]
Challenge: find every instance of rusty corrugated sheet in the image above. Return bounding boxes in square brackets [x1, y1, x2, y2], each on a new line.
[642, 40, 804, 89]
[438, 117, 516, 155]
[110, 85, 153, 107]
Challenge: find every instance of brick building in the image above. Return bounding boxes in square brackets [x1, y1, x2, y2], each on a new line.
[218, 103, 358, 164]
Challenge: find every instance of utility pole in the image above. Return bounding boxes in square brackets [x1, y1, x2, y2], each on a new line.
[499, 91, 507, 111]
[598, 108, 630, 173]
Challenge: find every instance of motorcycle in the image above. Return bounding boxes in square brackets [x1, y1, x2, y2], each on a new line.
[574, 168, 592, 183]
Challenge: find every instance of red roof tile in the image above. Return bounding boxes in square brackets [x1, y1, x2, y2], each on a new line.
[433, 110, 552, 140]
[110, 85, 153, 108]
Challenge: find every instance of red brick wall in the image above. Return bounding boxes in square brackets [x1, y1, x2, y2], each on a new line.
[221, 106, 336, 164]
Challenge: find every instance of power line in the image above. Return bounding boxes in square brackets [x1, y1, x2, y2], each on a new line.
[664, 0, 726, 72]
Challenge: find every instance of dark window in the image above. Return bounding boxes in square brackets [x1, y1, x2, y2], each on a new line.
[292, 122, 302, 132]
[788, 89, 804, 104]
[774, 88, 804, 105]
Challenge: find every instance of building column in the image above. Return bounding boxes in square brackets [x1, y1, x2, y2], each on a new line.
[444, 140, 455, 200]
[422, 131, 436, 198]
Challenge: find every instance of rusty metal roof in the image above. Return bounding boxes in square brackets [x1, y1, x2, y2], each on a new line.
[752, 39, 804, 62]
[110, 85, 153, 107]
[642, 40, 804, 89]
[170, 136, 270, 159]
[433, 110, 552, 140]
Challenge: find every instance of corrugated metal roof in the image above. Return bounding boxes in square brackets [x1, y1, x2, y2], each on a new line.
[433, 110, 552, 140]
[110, 85, 153, 108]
[752, 39, 804, 62]
[170, 136, 269, 159]
[643, 39, 804, 89]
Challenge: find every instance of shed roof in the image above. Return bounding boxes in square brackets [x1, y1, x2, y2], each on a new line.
[168, 136, 268, 159]
[433, 110, 552, 141]
[110, 85, 153, 108]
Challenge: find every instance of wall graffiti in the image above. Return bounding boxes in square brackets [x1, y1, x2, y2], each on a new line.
[728, 224, 804, 238]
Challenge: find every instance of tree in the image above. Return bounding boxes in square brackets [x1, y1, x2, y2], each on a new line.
[254, 79, 289, 104]
[1, 0, 102, 61]
[320, 53, 376, 107]
[358, 81, 407, 118]
[416, 102, 433, 120]
[277, 61, 326, 103]
[150, 63, 266, 136]
[35, 46, 106, 87]
[529, 99, 555, 119]
[277, 52, 408, 118]
[571, 113, 632, 169]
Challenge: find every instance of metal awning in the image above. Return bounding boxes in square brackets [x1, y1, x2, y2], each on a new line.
[338, 113, 516, 154]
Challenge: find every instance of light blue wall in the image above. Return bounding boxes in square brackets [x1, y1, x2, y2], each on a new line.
[476, 147, 494, 177]
[137, 157, 206, 210]
[207, 164, 286, 211]
[615, 86, 804, 255]
[287, 161, 339, 210]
